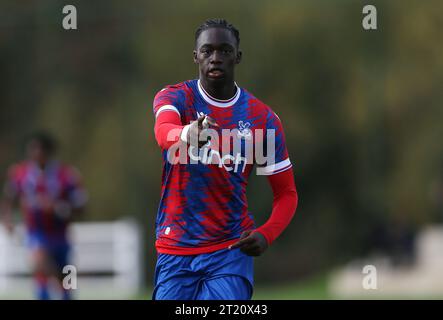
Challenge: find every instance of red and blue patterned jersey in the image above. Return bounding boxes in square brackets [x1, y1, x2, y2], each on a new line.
[4, 160, 87, 242]
[153, 79, 292, 255]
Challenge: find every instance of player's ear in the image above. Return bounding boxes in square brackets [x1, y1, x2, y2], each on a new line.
[235, 50, 242, 64]
[193, 50, 198, 64]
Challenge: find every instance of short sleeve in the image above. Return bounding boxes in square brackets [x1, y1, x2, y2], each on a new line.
[153, 85, 186, 119]
[256, 110, 292, 176]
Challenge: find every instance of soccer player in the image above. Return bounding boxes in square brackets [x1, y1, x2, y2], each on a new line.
[151, 19, 298, 300]
[1, 132, 87, 300]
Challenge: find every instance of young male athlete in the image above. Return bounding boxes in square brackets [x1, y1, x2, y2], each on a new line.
[1, 132, 87, 300]
[152, 19, 298, 300]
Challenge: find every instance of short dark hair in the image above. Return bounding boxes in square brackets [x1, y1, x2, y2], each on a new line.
[25, 131, 57, 155]
[195, 18, 240, 46]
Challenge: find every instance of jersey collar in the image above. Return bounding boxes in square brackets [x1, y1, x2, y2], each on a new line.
[197, 79, 241, 108]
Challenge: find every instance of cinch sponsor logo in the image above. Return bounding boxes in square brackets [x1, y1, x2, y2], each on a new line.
[188, 146, 248, 173]
[166, 128, 276, 174]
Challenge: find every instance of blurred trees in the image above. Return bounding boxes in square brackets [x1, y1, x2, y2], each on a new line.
[1, 0, 443, 285]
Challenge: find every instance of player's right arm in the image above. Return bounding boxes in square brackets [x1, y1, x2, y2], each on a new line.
[1, 165, 20, 233]
[152, 86, 188, 149]
[153, 86, 216, 149]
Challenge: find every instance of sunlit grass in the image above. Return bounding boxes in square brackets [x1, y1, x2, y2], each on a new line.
[252, 275, 330, 300]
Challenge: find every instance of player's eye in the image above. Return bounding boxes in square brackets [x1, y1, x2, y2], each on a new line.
[201, 48, 211, 55]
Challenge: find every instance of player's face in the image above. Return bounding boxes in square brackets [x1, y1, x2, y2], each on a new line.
[26, 140, 49, 166]
[194, 28, 241, 84]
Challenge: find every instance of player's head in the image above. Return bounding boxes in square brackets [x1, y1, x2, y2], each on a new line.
[194, 19, 242, 84]
[25, 131, 57, 166]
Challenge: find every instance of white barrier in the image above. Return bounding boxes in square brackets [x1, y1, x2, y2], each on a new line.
[0, 220, 142, 299]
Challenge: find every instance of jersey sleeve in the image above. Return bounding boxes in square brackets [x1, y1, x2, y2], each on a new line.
[256, 109, 292, 176]
[152, 84, 190, 149]
[153, 85, 186, 120]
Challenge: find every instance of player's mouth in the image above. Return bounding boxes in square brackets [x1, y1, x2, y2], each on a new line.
[207, 68, 224, 79]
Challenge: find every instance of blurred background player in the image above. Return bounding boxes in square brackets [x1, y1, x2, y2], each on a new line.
[0, 132, 87, 300]
[151, 19, 298, 300]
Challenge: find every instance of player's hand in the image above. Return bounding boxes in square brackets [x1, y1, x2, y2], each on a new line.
[188, 115, 219, 148]
[229, 230, 269, 256]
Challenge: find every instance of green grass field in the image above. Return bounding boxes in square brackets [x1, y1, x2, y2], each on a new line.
[252, 275, 330, 300]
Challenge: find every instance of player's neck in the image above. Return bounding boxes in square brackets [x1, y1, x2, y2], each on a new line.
[199, 78, 237, 101]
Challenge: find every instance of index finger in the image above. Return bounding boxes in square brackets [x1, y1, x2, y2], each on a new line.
[197, 114, 206, 123]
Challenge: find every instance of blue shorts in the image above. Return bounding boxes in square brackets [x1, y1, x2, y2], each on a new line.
[27, 233, 70, 270]
[153, 248, 254, 300]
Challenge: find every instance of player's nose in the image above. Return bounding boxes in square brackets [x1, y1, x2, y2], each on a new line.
[210, 50, 223, 64]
